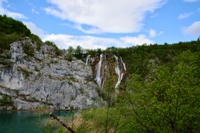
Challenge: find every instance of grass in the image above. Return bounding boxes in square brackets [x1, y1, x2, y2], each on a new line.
[32, 106, 53, 114]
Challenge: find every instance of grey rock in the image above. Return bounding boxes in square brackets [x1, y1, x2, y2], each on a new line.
[0, 38, 102, 110]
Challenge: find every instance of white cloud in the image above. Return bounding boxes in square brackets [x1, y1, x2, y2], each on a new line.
[120, 34, 154, 46]
[182, 21, 200, 36]
[149, 29, 163, 38]
[21, 21, 124, 49]
[183, 0, 198, 2]
[28, 1, 39, 14]
[44, 0, 166, 34]
[149, 29, 156, 37]
[178, 12, 193, 19]
[74, 24, 102, 34]
[31, 8, 39, 14]
[43, 34, 128, 49]
[23, 21, 153, 49]
[0, 0, 27, 19]
[23, 22, 45, 38]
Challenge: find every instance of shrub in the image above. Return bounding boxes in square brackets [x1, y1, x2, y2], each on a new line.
[23, 42, 34, 56]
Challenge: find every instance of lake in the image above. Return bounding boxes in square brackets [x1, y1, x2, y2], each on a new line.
[0, 110, 74, 133]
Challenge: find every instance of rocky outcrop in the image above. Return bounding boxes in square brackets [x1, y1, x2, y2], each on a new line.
[0, 38, 103, 110]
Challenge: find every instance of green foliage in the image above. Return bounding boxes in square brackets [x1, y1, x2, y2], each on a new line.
[97, 48, 102, 54]
[74, 45, 83, 59]
[0, 94, 12, 106]
[66, 46, 75, 61]
[122, 50, 200, 132]
[23, 42, 34, 56]
[0, 15, 31, 36]
[55, 49, 62, 56]
[0, 58, 13, 67]
[73, 50, 200, 133]
[0, 15, 32, 51]
[2, 50, 11, 59]
[45, 41, 62, 56]
[87, 49, 97, 56]
[106, 46, 119, 55]
[29, 34, 42, 50]
[0, 50, 13, 66]
[77, 107, 122, 133]
[19, 68, 31, 79]
[0, 32, 23, 50]
[104, 38, 200, 78]
[45, 41, 58, 49]
[67, 46, 74, 54]
[65, 53, 74, 61]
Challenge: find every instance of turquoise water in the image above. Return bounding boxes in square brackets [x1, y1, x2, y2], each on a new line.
[0, 111, 74, 133]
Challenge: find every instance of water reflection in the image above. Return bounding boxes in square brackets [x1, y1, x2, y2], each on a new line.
[0, 110, 74, 133]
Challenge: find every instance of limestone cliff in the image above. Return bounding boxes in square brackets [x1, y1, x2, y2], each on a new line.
[0, 37, 126, 110]
[0, 37, 101, 110]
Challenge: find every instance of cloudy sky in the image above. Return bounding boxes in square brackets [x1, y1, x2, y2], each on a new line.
[0, 0, 200, 49]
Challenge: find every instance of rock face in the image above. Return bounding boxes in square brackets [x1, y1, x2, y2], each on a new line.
[0, 38, 102, 110]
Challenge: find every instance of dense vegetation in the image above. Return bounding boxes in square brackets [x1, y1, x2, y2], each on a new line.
[0, 15, 31, 51]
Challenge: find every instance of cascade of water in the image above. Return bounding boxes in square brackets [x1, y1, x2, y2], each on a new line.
[114, 55, 118, 62]
[95, 54, 103, 87]
[120, 57, 126, 71]
[86, 55, 91, 65]
[101, 54, 107, 89]
[115, 65, 121, 89]
[121, 73, 124, 81]
[114, 55, 123, 89]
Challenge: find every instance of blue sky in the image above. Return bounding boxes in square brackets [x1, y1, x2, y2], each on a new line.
[0, 0, 200, 49]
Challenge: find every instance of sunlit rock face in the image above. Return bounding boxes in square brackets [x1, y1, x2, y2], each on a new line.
[0, 38, 103, 110]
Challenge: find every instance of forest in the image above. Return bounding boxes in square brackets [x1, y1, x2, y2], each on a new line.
[0, 14, 200, 133]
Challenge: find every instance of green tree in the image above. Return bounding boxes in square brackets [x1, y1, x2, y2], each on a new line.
[66, 46, 74, 61]
[74, 45, 83, 59]
[67, 46, 74, 54]
[123, 50, 200, 132]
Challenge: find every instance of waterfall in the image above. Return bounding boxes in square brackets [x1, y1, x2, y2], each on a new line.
[120, 57, 126, 71]
[114, 55, 123, 89]
[86, 55, 91, 65]
[115, 65, 121, 88]
[114, 55, 118, 62]
[95, 54, 103, 87]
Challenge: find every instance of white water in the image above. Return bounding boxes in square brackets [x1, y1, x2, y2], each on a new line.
[120, 57, 126, 71]
[114, 55, 118, 62]
[115, 65, 121, 89]
[95, 54, 103, 87]
[114, 55, 123, 89]
[86, 55, 91, 65]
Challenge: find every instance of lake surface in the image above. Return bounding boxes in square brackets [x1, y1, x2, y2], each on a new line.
[0, 110, 74, 133]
